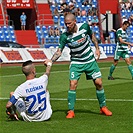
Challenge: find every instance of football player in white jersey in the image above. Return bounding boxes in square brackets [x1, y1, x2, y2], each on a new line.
[51, 13, 112, 118]
[6, 59, 52, 122]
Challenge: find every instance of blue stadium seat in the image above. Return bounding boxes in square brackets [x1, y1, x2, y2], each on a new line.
[76, 16, 81, 23]
[121, 10, 126, 17]
[0, 30, 3, 36]
[88, 15, 92, 21]
[60, 15, 64, 22]
[85, 5, 91, 11]
[8, 26, 14, 31]
[37, 35, 43, 43]
[5, 36, 10, 41]
[42, 25, 47, 31]
[3, 31, 9, 36]
[126, 10, 131, 18]
[81, 5, 85, 10]
[0, 35, 4, 41]
[49, 36, 55, 44]
[129, 25, 133, 30]
[93, 26, 99, 32]
[42, 30, 48, 38]
[54, 36, 59, 43]
[35, 26, 41, 32]
[2, 25, 8, 31]
[45, 35, 50, 44]
[10, 30, 15, 36]
[53, 15, 59, 24]
[81, 15, 87, 23]
[11, 35, 16, 42]
[51, 5, 56, 12]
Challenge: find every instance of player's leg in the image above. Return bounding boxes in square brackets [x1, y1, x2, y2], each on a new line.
[66, 64, 82, 118]
[108, 60, 118, 80]
[6, 92, 19, 120]
[124, 57, 133, 79]
[93, 78, 112, 116]
[108, 50, 120, 80]
[45, 90, 52, 120]
[66, 80, 77, 118]
[86, 61, 112, 116]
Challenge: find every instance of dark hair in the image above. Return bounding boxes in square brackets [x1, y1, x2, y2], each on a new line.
[22, 60, 33, 67]
[122, 21, 130, 25]
[22, 60, 33, 76]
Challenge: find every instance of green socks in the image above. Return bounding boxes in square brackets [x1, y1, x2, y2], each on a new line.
[68, 89, 106, 110]
[96, 89, 106, 108]
[109, 64, 116, 77]
[68, 90, 76, 111]
[128, 65, 133, 77]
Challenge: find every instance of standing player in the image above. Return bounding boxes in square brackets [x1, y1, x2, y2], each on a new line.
[108, 21, 133, 80]
[20, 12, 27, 30]
[6, 59, 52, 122]
[51, 13, 112, 118]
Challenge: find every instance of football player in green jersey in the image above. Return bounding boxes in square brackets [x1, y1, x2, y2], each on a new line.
[108, 21, 133, 80]
[51, 13, 112, 118]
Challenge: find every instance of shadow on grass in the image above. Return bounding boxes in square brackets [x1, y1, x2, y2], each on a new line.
[113, 77, 132, 80]
[53, 109, 99, 116]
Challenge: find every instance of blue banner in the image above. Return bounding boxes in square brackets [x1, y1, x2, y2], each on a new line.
[94, 44, 133, 56]
[44, 44, 133, 56]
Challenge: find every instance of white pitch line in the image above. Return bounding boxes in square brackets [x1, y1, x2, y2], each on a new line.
[0, 66, 127, 78]
[0, 97, 133, 102]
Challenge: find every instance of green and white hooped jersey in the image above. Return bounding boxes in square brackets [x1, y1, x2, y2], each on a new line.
[59, 23, 95, 64]
[116, 28, 129, 52]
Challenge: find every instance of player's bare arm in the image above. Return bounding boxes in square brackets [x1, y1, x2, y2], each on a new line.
[119, 37, 133, 46]
[91, 33, 100, 59]
[6, 101, 12, 109]
[51, 48, 62, 62]
[44, 59, 52, 77]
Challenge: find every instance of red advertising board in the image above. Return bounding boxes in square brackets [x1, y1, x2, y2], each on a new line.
[6, 0, 33, 9]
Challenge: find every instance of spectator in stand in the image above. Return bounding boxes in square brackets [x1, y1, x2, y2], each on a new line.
[91, 15, 99, 26]
[59, 2, 71, 16]
[74, 7, 81, 16]
[48, 26, 55, 36]
[82, 0, 89, 6]
[88, 18, 92, 26]
[54, 7, 59, 17]
[20, 12, 27, 30]
[69, 1, 75, 14]
[48, 0, 56, 6]
[125, 1, 131, 10]
[120, 1, 126, 10]
[81, 9, 86, 16]
[54, 27, 60, 36]
[87, 9, 93, 16]
[122, 16, 128, 23]
[128, 14, 133, 25]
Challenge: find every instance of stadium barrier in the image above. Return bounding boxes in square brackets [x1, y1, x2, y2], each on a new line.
[0, 44, 132, 63]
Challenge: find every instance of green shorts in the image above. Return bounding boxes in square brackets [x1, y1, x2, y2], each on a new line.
[69, 61, 101, 80]
[114, 50, 130, 60]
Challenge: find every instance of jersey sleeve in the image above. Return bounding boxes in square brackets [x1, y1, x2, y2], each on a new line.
[116, 30, 122, 38]
[13, 86, 23, 100]
[58, 33, 68, 51]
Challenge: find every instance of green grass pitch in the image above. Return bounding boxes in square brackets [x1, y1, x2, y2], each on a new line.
[0, 61, 133, 133]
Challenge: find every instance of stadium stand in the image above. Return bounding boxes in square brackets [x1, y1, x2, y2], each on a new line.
[119, 0, 133, 43]
[0, 0, 128, 48]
